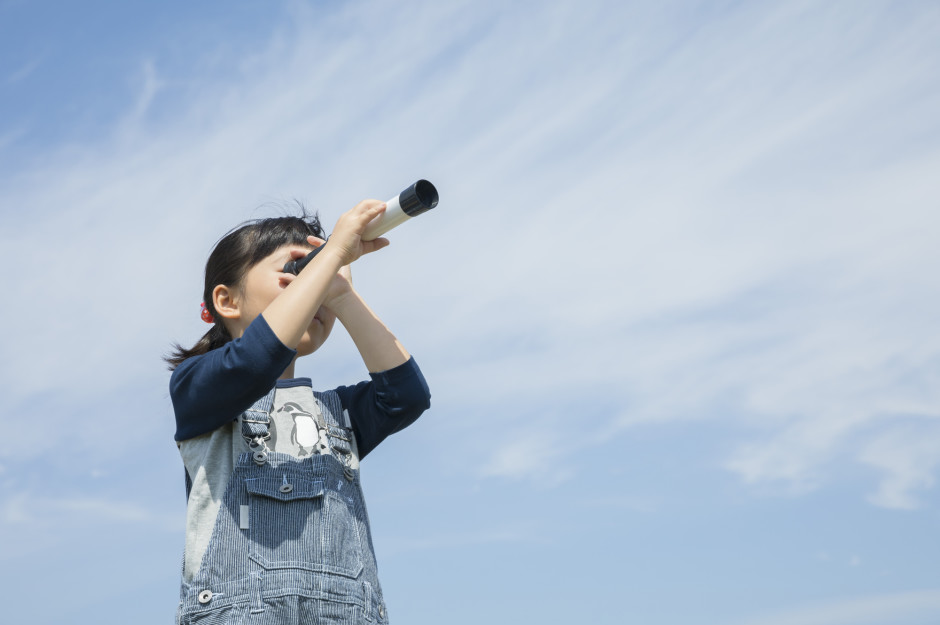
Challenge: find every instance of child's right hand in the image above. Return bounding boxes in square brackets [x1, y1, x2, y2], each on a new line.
[325, 200, 390, 266]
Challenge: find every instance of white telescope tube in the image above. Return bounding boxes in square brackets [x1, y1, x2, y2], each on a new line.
[283, 180, 439, 274]
[362, 179, 439, 241]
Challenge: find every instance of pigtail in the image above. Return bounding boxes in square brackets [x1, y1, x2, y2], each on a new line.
[164, 323, 232, 370]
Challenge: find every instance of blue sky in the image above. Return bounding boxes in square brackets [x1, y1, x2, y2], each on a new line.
[1, 0, 939, 623]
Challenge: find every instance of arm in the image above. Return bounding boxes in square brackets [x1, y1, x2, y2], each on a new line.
[170, 315, 296, 441]
[262, 200, 389, 349]
[326, 282, 410, 373]
[336, 357, 431, 458]
[316, 240, 428, 456]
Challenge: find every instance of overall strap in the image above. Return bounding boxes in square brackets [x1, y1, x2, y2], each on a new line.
[241, 387, 276, 465]
[314, 390, 358, 481]
[313, 389, 348, 428]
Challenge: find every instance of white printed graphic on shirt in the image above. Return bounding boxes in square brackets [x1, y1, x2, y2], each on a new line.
[271, 400, 322, 457]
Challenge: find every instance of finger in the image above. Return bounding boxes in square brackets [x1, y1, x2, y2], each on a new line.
[361, 238, 390, 254]
[355, 200, 386, 220]
[359, 203, 386, 230]
[289, 247, 312, 260]
[355, 199, 384, 211]
[306, 235, 326, 248]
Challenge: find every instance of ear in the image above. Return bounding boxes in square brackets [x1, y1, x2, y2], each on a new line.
[212, 284, 241, 321]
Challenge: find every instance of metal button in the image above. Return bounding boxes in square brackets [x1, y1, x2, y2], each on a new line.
[279, 483, 293, 494]
[198, 590, 213, 604]
[252, 450, 267, 465]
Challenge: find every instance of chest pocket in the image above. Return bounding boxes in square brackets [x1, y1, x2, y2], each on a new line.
[245, 476, 364, 579]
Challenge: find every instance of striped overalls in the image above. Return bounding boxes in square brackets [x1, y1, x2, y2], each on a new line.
[177, 388, 389, 624]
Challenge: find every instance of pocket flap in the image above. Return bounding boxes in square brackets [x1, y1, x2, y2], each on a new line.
[245, 477, 324, 502]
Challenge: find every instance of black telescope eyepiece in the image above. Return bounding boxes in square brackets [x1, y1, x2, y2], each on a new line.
[402, 179, 438, 216]
[281, 241, 326, 276]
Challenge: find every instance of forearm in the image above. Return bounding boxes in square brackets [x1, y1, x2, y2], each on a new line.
[264, 248, 346, 348]
[328, 289, 410, 373]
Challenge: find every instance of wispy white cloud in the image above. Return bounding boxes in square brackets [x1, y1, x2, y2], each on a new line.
[1, 3, 939, 624]
[480, 426, 575, 484]
[6, 55, 41, 84]
[857, 421, 940, 509]
[122, 59, 165, 130]
[0, 0, 938, 516]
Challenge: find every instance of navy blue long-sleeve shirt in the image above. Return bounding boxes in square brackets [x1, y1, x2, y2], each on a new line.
[170, 314, 430, 458]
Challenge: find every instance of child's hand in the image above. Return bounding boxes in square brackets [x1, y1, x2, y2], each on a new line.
[326, 199, 390, 266]
[298, 236, 354, 306]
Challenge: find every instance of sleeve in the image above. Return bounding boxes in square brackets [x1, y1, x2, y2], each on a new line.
[335, 356, 431, 459]
[170, 314, 297, 441]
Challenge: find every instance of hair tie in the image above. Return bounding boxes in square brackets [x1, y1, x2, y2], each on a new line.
[200, 302, 215, 324]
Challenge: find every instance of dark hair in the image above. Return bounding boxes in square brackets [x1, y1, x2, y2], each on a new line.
[165, 210, 325, 370]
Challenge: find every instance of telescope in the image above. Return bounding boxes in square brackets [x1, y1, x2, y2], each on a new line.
[283, 179, 439, 275]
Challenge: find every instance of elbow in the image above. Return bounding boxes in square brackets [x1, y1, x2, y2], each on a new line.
[407, 385, 432, 423]
[379, 390, 430, 420]
[415, 369, 431, 412]
[399, 392, 431, 421]
[374, 385, 431, 430]
[406, 378, 431, 416]
[418, 388, 432, 413]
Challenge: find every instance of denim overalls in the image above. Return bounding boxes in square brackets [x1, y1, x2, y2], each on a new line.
[177, 387, 389, 624]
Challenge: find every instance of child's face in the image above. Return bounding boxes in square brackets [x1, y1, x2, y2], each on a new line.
[235, 244, 336, 356]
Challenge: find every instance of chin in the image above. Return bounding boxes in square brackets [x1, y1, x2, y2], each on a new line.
[297, 327, 330, 356]
[296, 338, 321, 357]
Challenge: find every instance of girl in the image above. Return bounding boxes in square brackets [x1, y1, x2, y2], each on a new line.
[168, 199, 431, 624]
